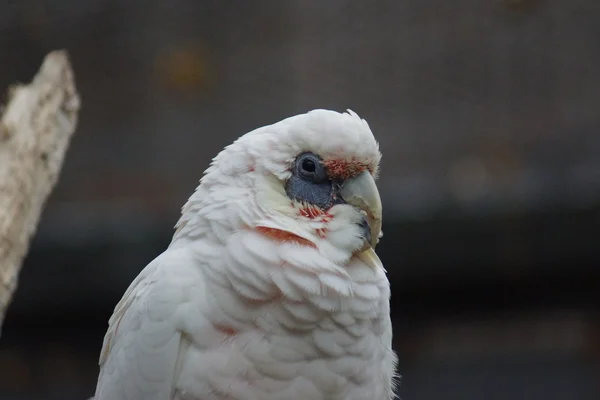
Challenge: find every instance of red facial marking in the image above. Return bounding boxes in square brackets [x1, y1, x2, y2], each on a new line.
[298, 205, 333, 239]
[316, 228, 327, 238]
[299, 205, 333, 220]
[299, 205, 326, 219]
[214, 324, 238, 336]
[255, 226, 316, 248]
[324, 159, 369, 180]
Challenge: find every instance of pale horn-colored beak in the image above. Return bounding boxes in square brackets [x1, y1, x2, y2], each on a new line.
[340, 170, 382, 251]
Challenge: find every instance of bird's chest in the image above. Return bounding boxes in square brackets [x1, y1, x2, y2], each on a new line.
[176, 310, 390, 400]
[175, 264, 393, 399]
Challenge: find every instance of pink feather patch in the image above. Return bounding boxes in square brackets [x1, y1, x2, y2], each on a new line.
[255, 226, 316, 248]
[324, 158, 369, 180]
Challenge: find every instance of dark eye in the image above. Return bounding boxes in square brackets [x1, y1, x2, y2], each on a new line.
[301, 158, 316, 173]
[286, 152, 339, 209]
[295, 153, 327, 183]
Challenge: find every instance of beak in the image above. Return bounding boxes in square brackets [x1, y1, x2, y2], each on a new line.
[340, 170, 382, 250]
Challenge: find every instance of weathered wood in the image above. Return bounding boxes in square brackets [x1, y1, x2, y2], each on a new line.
[0, 51, 80, 333]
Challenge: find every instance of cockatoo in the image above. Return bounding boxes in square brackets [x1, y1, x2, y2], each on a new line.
[93, 109, 398, 400]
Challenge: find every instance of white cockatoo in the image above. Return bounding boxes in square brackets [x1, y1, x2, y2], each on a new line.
[92, 109, 398, 400]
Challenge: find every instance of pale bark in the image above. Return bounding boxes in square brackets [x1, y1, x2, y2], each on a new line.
[0, 50, 80, 333]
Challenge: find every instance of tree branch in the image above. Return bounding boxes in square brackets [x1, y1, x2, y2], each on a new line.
[0, 50, 80, 333]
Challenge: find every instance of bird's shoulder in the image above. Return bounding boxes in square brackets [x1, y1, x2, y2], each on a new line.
[94, 246, 207, 399]
[99, 248, 198, 360]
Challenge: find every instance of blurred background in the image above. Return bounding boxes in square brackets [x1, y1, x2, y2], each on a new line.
[1, 0, 600, 399]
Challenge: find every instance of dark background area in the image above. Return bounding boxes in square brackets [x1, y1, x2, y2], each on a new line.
[1, 0, 599, 399]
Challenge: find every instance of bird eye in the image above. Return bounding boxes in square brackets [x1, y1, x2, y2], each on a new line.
[301, 158, 316, 173]
[295, 153, 326, 183]
[286, 152, 336, 209]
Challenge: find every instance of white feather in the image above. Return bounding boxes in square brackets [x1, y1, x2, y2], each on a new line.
[94, 109, 397, 400]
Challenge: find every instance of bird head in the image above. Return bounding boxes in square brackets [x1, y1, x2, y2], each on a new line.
[173, 109, 383, 264]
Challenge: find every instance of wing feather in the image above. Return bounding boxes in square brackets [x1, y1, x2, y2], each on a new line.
[94, 249, 195, 400]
